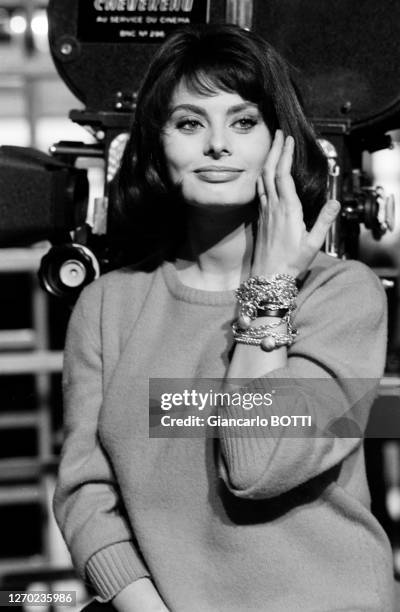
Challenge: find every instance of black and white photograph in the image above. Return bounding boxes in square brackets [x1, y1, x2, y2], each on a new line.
[0, 1, 400, 610]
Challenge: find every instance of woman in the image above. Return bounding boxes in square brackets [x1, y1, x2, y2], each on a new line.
[54, 24, 394, 611]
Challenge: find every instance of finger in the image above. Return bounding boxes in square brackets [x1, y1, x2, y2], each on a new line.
[257, 176, 268, 212]
[307, 200, 341, 250]
[275, 136, 298, 209]
[276, 135, 294, 178]
[263, 129, 285, 200]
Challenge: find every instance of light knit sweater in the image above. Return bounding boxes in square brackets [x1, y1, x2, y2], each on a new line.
[54, 251, 395, 612]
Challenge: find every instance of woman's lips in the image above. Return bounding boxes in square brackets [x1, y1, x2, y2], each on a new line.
[194, 167, 243, 183]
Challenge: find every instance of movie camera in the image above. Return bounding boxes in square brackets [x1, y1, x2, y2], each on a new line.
[0, 0, 398, 300]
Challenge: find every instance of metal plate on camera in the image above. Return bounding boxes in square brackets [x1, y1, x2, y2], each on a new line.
[78, 0, 210, 44]
[48, 0, 221, 111]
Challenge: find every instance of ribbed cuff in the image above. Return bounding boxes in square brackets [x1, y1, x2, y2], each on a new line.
[86, 541, 150, 601]
[218, 377, 301, 495]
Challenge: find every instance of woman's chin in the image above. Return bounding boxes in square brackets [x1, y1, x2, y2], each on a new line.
[182, 189, 257, 210]
[186, 199, 256, 213]
[180, 181, 257, 209]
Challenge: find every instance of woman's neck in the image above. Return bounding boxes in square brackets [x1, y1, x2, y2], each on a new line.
[175, 203, 257, 290]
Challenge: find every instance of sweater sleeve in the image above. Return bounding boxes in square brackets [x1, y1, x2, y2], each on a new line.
[218, 260, 387, 499]
[53, 283, 150, 601]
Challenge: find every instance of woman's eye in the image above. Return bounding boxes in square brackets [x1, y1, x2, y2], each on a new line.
[233, 117, 258, 131]
[176, 119, 203, 132]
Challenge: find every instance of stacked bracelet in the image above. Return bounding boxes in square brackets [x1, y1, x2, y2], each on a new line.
[235, 273, 298, 319]
[232, 316, 286, 338]
[234, 332, 296, 350]
[256, 306, 289, 318]
[233, 274, 298, 351]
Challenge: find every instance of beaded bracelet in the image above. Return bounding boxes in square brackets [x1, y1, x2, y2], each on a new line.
[233, 321, 297, 350]
[234, 332, 297, 351]
[232, 317, 286, 339]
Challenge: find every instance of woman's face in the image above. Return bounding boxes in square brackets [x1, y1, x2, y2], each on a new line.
[161, 81, 272, 209]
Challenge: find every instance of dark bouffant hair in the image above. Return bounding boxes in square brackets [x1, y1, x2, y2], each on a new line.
[114, 23, 327, 262]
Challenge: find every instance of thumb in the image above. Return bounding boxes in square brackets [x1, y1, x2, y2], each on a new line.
[308, 199, 341, 250]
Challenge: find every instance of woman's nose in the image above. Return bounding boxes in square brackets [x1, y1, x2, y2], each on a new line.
[203, 127, 231, 158]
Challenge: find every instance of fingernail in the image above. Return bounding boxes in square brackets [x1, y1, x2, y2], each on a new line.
[328, 200, 341, 213]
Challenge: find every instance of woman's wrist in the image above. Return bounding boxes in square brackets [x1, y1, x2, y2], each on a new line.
[252, 269, 295, 279]
[111, 578, 169, 612]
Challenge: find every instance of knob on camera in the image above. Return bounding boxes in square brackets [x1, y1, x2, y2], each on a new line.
[38, 244, 100, 301]
[362, 186, 395, 239]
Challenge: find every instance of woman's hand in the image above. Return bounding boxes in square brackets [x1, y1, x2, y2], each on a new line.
[252, 129, 340, 278]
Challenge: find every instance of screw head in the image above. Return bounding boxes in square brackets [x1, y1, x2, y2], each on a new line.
[340, 101, 352, 114]
[60, 42, 73, 56]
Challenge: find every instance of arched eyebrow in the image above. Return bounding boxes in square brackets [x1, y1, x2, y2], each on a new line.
[168, 102, 259, 117]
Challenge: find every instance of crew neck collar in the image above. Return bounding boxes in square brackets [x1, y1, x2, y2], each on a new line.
[162, 260, 236, 305]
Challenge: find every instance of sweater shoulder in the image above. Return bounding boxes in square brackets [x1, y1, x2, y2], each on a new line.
[70, 259, 162, 332]
[307, 252, 384, 296]
[77, 259, 160, 303]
